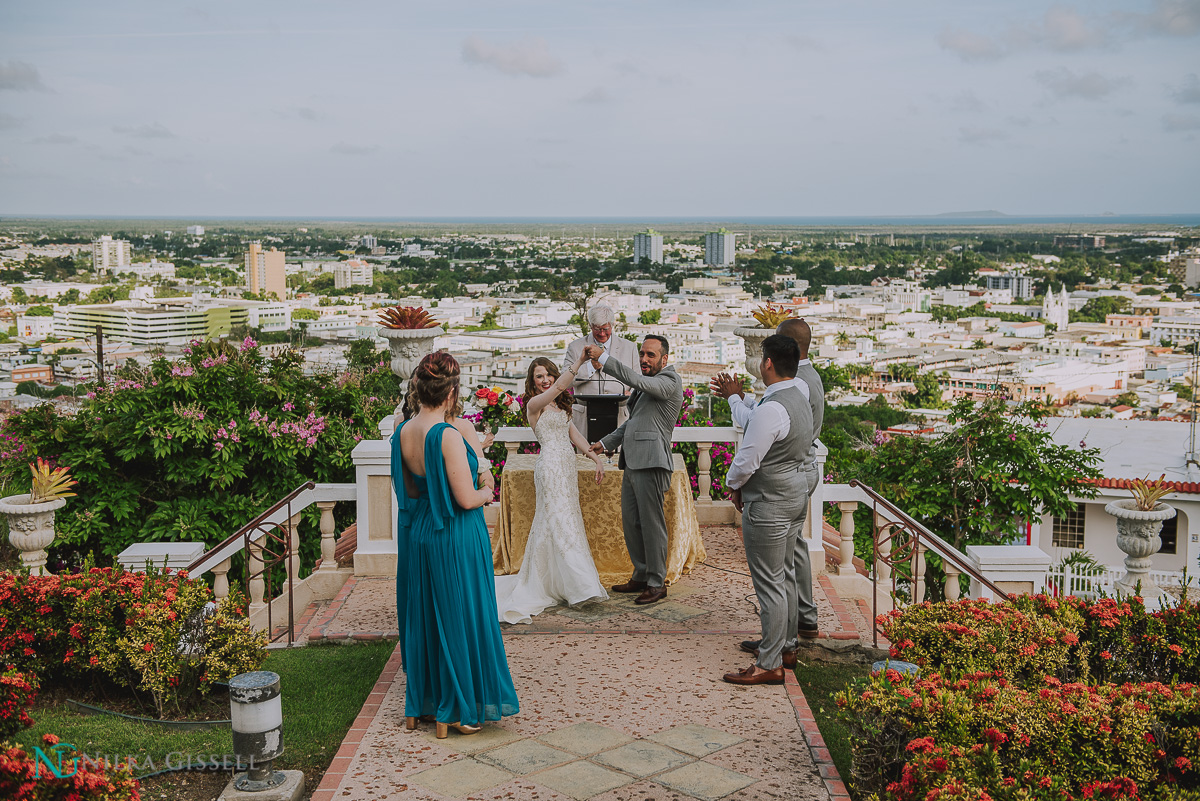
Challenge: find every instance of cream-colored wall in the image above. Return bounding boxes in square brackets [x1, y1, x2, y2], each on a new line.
[1037, 497, 1192, 573]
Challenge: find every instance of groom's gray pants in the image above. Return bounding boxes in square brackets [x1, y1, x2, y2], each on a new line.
[621, 466, 671, 588]
[744, 476, 811, 670]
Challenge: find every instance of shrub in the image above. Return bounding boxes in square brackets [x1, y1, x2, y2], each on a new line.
[0, 339, 401, 566]
[0, 568, 265, 718]
[838, 669, 1200, 798]
[0, 671, 37, 740]
[0, 735, 140, 801]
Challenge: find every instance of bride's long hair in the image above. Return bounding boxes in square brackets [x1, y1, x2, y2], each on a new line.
[521, 357, 574, 423]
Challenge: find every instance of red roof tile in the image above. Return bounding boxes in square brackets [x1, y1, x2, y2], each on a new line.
[1083, 477, 1200, 495]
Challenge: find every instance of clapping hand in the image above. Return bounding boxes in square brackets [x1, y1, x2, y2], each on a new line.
[709, 372, 743, 401]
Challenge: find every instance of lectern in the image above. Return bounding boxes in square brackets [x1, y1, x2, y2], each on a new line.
[575, 394, 629, 444]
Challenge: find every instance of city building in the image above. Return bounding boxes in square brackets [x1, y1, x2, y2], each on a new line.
[92, 235, 131, 276]
[334, 259, 373, 290]
[633, 230, 663, 264]
[1042, 287, 1069, 331]
[52, 298, 258, 345]
[359, 234, 378, 250]
[704, 229, 736, 267]
[1168, 249, 1200, 287]
[123, 260, 176, 280]
[983, 273, 1033, 300]
[245, 242, 286, 301]
[186, 225, 205, 236]
[16, 312, 54, 339]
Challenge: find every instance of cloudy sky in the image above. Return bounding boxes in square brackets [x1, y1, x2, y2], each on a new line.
[1, 1, 1197, 218]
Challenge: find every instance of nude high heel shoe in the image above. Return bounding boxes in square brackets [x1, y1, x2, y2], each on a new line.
[435, 721, 482, 739]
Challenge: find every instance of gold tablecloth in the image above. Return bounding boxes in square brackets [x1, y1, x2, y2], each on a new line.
[492, 453, 705, 587]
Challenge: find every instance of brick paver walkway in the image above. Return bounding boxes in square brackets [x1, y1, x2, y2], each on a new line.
[308, 526, 876, 801]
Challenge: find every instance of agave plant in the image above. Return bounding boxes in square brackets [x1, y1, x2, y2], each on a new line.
[751, 303, 796, 329]
[28, 457, 78, 503]
[1129, 473, 1173, 511]
[378, 305, 440, 330]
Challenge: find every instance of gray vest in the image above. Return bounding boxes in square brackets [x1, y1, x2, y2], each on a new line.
[741, 386, 812, 504]
[797, 362, 825, 466]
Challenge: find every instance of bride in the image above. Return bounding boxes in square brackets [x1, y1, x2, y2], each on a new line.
[494, 354, 609, 624]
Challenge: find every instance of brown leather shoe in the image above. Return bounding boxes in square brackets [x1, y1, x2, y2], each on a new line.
[737, 642, 796, 668]
[634, 586, 667, 605]
[798, 627, 820, 639]
[611, 580, 648, 594]
[723, 664, 784, 685]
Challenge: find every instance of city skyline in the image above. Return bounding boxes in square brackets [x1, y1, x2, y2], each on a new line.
[1, 1, 1198, 218]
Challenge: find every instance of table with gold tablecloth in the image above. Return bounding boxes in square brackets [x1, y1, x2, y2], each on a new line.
[492, 453, 705, 587]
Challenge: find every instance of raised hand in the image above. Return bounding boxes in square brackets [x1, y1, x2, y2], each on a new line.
[583, 344, 604, 362]
[709, 372, 741, 400]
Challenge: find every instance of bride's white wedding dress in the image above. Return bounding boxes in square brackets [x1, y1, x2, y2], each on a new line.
[495, 405, 608, 624]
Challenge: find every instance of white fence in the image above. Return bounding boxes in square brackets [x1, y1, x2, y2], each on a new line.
[1045, 564, 1187, 600]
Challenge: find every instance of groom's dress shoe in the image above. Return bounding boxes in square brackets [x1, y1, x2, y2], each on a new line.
[634, 586, 667, 605]
[611, 580, 648, 594]
[723, 665, 784, 685]
[737, 641, 797, 668]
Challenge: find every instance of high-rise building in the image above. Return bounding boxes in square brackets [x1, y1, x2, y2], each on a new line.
[245, 242, 287, 301]
[983, 273, 1033, 300]
[334, 258, 373, 289]
[359, 234, 378, 250]
[633, 229, 663, 264]
[186, 225, 205, 236]
[704, 229, 736, 267]
[92, 235, 131, 276]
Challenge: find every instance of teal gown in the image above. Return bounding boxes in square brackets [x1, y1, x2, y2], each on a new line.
[392, 420, 519, 725]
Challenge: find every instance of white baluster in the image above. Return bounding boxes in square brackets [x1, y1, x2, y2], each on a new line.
[286, 513, 302, 586]
[212, 557, 232, 601]
[316, 501, 337, 572]
[944, 560, 961, 601]
[247, 536, 266, 617]
[697, 443, 712, 504]
[912, 544, 927, 604]
[837, 501, 858, 576]
[874, 513, 892, 585]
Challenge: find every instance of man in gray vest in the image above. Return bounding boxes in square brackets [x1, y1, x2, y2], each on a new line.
[721, 334, 814, 685]
[712, 318, 824, 656]
[587, 335, 683, 605]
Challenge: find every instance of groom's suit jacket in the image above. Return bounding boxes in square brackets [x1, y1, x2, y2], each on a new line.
[597, 359, 683, 472]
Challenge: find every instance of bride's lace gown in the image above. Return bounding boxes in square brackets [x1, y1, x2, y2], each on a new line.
[495, 405, 608, 624]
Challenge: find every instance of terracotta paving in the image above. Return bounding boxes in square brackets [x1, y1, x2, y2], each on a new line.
[309, 526, 877, 801]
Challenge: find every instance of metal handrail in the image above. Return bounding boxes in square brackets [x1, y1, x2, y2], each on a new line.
[848, 479, 1011, 601]
[186, 482, 316, 577]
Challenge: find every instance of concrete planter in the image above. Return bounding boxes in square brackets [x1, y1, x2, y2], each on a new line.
[0, 494, 67, 575]
[378, 326, 444, 381]
[1106, 499, 1176, 599]
[733, 326, 771, 394]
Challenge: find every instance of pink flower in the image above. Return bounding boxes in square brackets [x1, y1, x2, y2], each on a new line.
[283, 401, 295, 411]
[240, 335, 258, 352]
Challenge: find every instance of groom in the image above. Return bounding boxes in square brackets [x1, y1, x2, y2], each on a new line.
[586, 335, 683, 605]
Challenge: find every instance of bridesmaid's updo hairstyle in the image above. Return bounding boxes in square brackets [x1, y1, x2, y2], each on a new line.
[414, 351, 460, 410]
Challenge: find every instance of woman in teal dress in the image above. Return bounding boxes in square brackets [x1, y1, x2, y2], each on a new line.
[392, 351, 519, 739]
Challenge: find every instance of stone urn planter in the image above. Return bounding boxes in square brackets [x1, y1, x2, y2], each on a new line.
[1106, 499, 1176, 600]
[379, 326, 444, 381]
[732, 325, 772, 394]
[0, 494, 67, 575]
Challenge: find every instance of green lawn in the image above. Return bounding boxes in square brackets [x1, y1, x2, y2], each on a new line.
[794, 658, 872, 792]
[13, 640, 396, 780]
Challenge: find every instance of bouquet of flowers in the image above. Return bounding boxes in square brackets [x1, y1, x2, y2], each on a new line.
[472, 385, 522, 433]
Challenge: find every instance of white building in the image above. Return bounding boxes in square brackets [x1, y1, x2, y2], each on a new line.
[360, 234, 378, 250]
[983, 273, 1033, 300]
[1043, 287, 1069, 331]
[633, 230, 663, 264]
[334, 259, 373, 289]
[186, 225, 205, 236]
[123, 260, 176, 280]
[16, 312, 55, 339]
[704, 230, 736, 267]
[92, 235, 131, 276]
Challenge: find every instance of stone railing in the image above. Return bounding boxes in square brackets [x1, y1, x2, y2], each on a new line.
[187, 481, 356, 644]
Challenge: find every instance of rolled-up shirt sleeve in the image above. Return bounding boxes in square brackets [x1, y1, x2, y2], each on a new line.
[725, 401, 790, 490]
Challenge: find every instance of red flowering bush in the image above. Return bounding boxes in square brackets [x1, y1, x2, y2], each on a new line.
[0, 735, 140, 800]
[0, 568, 264, 718]
[0, 671, 37, 740]
[673, 388, 734, 500]
[838, 669, 1200, 798]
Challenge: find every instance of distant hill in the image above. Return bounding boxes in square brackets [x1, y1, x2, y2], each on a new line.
[935, 210, 1009, 218]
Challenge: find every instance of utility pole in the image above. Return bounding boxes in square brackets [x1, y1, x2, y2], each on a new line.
[95, 324, 105, 385]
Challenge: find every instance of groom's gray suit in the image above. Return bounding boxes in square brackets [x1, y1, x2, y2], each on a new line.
[598, 358, 683, 588]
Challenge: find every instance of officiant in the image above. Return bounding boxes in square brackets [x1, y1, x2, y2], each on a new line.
[563, 303, 640, 441]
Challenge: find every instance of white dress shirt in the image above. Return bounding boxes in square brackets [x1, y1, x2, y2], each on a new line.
[728, 361, 811, 431]
[725, 380, 794, 491]
[577, 336, 613, 382]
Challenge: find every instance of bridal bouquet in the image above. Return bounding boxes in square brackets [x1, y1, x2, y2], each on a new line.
[472, 385, 522, 433]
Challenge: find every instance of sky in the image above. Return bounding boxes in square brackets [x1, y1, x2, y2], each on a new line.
[0, 0, 1197, 218]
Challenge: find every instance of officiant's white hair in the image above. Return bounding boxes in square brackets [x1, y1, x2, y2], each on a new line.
[587, 304, 616, 327]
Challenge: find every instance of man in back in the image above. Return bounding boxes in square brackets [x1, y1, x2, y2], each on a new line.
[711, 317, 825, 649]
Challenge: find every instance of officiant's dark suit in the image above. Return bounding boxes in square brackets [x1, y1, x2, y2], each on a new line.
[592, 336, 683, 605]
